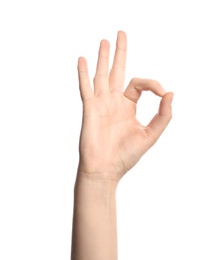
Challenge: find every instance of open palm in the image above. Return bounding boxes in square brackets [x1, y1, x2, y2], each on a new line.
[77, 31, 173, 182]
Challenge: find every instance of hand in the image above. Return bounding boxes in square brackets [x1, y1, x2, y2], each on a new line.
[77, 31, 173, 182]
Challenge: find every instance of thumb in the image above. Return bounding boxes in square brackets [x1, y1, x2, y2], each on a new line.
[146, 92, 174, 142]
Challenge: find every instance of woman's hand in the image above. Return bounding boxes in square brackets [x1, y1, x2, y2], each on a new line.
[77, 31, 173, 182]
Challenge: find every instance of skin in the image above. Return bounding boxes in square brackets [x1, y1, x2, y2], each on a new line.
[71, 31, 173, 260]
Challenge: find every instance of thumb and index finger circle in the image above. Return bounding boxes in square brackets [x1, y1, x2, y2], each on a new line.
[124, 78, 174, 140]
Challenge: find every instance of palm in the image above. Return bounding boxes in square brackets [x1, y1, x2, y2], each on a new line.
[77, 31, 173, 181]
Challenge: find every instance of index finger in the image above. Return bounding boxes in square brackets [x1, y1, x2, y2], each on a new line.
[123, 78, 166, 103]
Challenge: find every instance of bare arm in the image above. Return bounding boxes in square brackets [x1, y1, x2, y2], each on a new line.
[71, 174, 118, 260]
[71, 31, 173, 260]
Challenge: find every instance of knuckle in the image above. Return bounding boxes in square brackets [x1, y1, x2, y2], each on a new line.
[94, 73, 108, 81]
[112, 65, 125, 72]
[130, 77, 138, 84]
[152, 79, 161, 85]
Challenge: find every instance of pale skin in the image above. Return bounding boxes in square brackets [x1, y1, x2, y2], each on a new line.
[71, 31, 173, 260]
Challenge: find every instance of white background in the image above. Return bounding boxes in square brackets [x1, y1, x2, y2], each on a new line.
[0, 0, 215, 259]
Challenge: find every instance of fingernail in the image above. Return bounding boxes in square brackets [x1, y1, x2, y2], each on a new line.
[159, 84, 166, 95]
[161, 88, 166, 95]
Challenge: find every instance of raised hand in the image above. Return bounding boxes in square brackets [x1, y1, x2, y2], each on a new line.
[77, 31, 173, 182]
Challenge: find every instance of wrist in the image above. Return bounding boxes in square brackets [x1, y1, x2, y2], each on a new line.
[77, 162, 123, 183]
[75, 171, 119, 193]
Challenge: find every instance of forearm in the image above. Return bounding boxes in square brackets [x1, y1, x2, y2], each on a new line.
[71, 172, 119, 260]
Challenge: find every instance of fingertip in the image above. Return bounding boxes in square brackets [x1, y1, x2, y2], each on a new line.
[164, 91, 174, 104]
[100, 39, 110, 48]
[118, 30, 126, 37]
[116, 30, 127, 50]
[160, 88, 166, 96]
[99, 40, 110, 58]
[77, 56, 87, 71]
[159, 92, 173, 117]
[78, 56, 85, 62]
[78, 56, 86, 67]
[152, 80, 166, 97]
